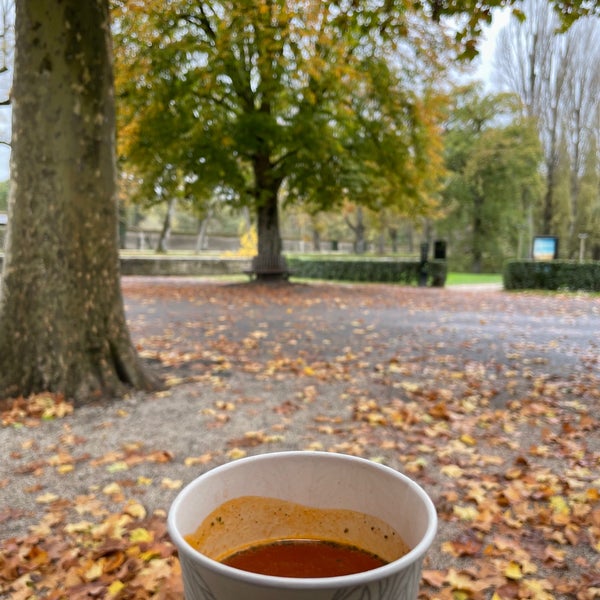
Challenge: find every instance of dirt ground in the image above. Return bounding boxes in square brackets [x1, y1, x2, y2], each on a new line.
[1, 277, 599, 599]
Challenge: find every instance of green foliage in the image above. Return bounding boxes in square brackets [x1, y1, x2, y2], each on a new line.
[112, 1, 450, 266]
[437, 84, 543, 272]
[287, 257, 446, 287]
[504, 260, 600, 291]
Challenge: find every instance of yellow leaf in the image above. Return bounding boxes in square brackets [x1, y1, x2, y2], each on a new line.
[504, 561, 523, 580]
[184, 453, 212, 467]
[228, 447, 247, 460]
[108, 580, 125, 597]
[441, 464, 464, 478]
[401, 381, 420, 393]
[446, 568, 476, 591]
[140, 549, 161, 561]
[215, 400, 235, 411]
[306, 441, 324, 451]
[460, 433, 476, 446]
[103, 482, 122, 495]
[549, 495, 570, 515]
[366, 412, 386, 425]
[64, 520, 93, 533]
[522, 578, 554, 599]
[124, 500, 147, 520]
[85, 561, 104, 581]
[107, 461, 129, 473]
[453, 505, 478, 520]
[137, 476, 153, 485]
[161, 477, 183, 490]
[36, 492, 59, 504]
[130, 527, 154, 543]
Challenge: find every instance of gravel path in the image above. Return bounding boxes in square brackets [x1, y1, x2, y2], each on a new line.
[1, 278, 599, 598]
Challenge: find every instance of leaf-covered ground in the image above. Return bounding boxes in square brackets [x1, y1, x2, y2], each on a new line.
[1, 278, 599, 599]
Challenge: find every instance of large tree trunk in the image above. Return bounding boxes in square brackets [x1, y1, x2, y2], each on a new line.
[0, 0, 157, 403]
[255, 190, 285, 278]
[253, 154, 286, 280]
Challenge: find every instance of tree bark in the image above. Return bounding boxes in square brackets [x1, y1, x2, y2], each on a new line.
[156, 196, 175, 253]
[0, 0, 158, 403]
[345, 206, 367, 254]
[471, 193, 484, 273]
[253, 153, 286, 280]
[389, 227, 398, 253]
[255, 189, 285, 274]
[195, 216, 210, 253]
[312, 227, 321, 252]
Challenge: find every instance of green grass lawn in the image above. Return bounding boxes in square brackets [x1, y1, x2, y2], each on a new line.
[446, 272, 503, 285]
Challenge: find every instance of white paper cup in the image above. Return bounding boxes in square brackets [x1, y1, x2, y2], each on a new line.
[168, 451, 437, 600]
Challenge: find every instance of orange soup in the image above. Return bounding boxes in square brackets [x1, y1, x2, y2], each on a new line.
[222, 538, 388, 578]
[185, 495, 410, 578]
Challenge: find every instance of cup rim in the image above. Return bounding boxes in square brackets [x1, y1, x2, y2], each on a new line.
[168, 451, 437, 590]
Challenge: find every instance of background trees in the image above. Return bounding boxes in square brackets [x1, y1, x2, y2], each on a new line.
[495, 0, 600, 257]
[113, 0, 449, 276]
[438, 85, 543, 272]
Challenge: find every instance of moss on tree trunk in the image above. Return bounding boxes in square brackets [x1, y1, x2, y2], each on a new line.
[0, 0, 158, 403]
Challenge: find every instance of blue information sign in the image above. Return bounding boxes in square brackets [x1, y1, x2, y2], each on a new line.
[532, 236, 558, 261]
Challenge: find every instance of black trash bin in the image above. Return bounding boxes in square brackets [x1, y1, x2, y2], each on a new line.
[418, 242, 429, 287]
[434, 240, 446, 260]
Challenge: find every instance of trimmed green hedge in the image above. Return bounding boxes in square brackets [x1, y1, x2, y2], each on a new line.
[504, 260, 600, 291]
[287, 257, 447, 287]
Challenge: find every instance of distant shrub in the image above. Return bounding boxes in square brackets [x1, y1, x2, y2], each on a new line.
[504, 260, 600, 292]
[287, 257, 446, 287]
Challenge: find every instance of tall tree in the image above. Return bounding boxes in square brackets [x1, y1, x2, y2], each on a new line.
[0, 0, 156, 402]
[562, 17, 600, 255]
[495, 0, 571, 236]
[439, 85, 542, 272]
[495, 0, 600, 253]
[113, 0, 449, 278]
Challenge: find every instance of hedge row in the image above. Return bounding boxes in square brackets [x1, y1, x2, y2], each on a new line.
[504, 260, 600, 291]
[287, 257, 447, 287]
